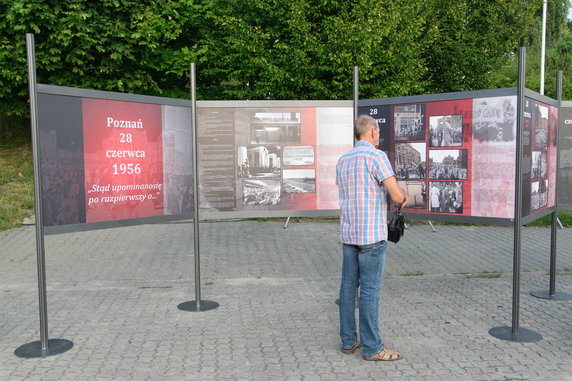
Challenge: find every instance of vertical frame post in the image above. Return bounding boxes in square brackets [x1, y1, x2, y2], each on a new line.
[15, 33, 73, 358]
[353, 66, 359, 122]
[511, 47, 526, 337]
[489, 47, 542, 342]
[178, 63, 219, 312]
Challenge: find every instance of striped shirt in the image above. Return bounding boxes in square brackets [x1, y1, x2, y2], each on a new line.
[336, 141, 395, 245]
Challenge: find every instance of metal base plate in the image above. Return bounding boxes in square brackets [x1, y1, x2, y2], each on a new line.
[489, 326, 542, 342]
[15, 339, 73, 358]
[531, 290, 572, 300]
[177, 300, 219, 312]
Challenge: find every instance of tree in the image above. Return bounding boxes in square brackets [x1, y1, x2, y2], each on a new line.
[0, 0, 555, 117]
[197, 0, 428, 100]
[420, 0, 542, 93]
[0, 0, 204, 115]
[488, 1, 572, 99]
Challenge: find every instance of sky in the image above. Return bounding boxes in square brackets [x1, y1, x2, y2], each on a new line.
[569, 6, 572, 21]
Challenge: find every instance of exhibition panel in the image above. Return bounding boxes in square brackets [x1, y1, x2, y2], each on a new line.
[558, 101, 572, 210]
[196, 101, 353, 219]
[37, 85, 195, 233]
[360, 88, 559, 225]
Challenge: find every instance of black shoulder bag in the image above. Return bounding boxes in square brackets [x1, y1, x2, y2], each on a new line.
[387, 208, 405, 243]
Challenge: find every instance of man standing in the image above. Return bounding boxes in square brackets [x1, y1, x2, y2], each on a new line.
[336, 115, 408, 361]
[430, 183, 440, 212]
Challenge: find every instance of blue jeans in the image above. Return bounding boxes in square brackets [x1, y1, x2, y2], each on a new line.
[339, 240, 387, 356]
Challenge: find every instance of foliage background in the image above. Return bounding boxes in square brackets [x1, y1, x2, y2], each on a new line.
[0, 0, 571, 230]
[1, 0, 569, 118]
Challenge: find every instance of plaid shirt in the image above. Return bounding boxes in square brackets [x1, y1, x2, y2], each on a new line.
[336, 141, 395, 245]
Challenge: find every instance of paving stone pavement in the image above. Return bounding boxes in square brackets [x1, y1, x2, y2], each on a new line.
[0, 219, 571, 380]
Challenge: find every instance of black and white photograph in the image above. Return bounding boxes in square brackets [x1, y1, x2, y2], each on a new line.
[429, 149, 468, 180]
[531, 151, 547, 179]
[429, 115, 463, 147]
[531, 180, 547, 211]
[533, 103, 549, 150]
[282, 145, 315, 166]
[393, 104, 426, 141]
[397, 180, 426, 209]
[395, 143, 426, 179]
[242, 179, 281, 206]
[250, 112, 301, 144]
[429, 181, 463, 214]
[283, 169, 316, 193]
[472, 97, 516, 142]
[237, 145, 281, 179]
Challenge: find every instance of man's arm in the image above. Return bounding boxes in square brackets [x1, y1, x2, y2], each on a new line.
[382, 175, 408, 208]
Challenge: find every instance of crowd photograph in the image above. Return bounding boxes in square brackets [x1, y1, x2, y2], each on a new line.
[242, 179, 281, 206]
[531, 150, 547, 179]
[429, 115, 463, 147]
[533, 103, 549, 150]
[472, 98, 516, 143]
[428, 149, 468, 180]
[530, 179, 548, 211]
[429, 181, 463, 214]
[393, 104, 426, 141]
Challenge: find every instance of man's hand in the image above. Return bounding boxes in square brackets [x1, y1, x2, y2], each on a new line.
[382, 176, 408, 207]
[399, 193, 409, 209]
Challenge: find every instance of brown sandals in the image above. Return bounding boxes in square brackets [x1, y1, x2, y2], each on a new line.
[341, 340, 362, 354]
[363, 347, 404, 361]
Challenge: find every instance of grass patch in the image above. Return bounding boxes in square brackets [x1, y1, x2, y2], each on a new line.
[252, 216, 339, 223]
[0, 140, 34, 232]
[467, 271, 503, 279]
[525, 211, 572, 227]
[137, 286, 172, 289]
[401, 271, 424, 276]
[412, 212, 572, 228]
[547, 269, 572, 276]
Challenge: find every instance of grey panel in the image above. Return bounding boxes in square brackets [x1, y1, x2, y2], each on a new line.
[359, 88, 518, 107]
[37, 84, 192, 107]
[44, 213, 194, 235]
[197, 100, 353, 108]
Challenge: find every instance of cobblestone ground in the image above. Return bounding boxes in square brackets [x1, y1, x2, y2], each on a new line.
[1, 220, 571, 380]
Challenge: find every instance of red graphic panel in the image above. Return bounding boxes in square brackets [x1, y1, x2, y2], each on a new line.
[281, 108, 318, 210]
[547, 105, 558, 208]
[82, 99, 164, 223]
[425, 98, 473, 216]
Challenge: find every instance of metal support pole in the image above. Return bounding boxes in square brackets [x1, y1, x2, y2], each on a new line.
[531, 70, 572, 301]
[353, 66, 359, 123]
[540, 0, 547, 95]
[15, 33, 73, 358]
[178, 63, 219, 312]
[490, 47, 542, 342]
[512, 49, 525, 337]
[29, 33, 49, 351]
[427, 220, 437, 233]
[335, 66, 360, 307]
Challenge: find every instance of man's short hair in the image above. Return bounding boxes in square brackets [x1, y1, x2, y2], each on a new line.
[355, 115, 378, 140]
